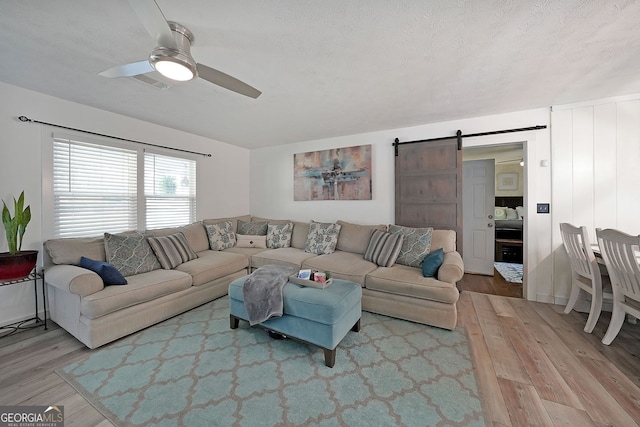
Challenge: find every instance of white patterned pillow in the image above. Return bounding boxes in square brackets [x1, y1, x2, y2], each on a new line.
[304, 221, 342, 255]
[147, 232, 198, 269]
[236, 234, 268, 248]
[104, 232, 161, 277]
[266, 223, 293, 248]
[388, 225, 433, 268]
[205, 221, 236, 251]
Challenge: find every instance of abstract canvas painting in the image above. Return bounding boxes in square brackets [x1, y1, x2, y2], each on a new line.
[294, 144, 372, 201]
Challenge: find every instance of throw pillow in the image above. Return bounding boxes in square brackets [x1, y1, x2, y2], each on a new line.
[80, 256, 128, 285]
[147, 232, 198, 270]
[266, 222, 294, 249]
[494, 207, 507, 220]
[506, 208, 518, 220]
[237, 220, 268, 236]
[422, 248, 444, 278]
[364, 230, 404, 267]
[236, 234, 268, 248]
[205, 221, 236, 251]
[104, 232, 161, 277]
[304, 221, 342, 255]
[388, 225, 433, 268]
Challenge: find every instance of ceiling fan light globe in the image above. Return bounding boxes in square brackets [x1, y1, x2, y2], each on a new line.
[155, 60, 193, 81]
[149, 47, 197, 81]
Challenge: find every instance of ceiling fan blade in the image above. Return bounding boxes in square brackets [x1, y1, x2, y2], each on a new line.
[196, 63, 261, 99]
[99, 60, 154, 78]
[128, 0, 177, 49]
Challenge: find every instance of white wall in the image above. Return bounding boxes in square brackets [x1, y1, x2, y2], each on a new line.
[551, 94, 640, 304]
[0, 82, 250, 326]
[250, 108, 553, 302]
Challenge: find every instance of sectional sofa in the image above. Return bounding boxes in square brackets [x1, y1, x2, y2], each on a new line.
[44, 215, 464, 348]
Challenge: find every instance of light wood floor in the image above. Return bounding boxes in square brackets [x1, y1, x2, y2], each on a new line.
[1, 278, 639, 426]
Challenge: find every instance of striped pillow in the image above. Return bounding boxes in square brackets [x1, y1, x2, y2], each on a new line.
[147, 232, 198, 270]
[364, 230, 404, 267]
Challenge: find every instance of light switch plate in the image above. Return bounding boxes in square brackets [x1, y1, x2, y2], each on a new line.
[537, 203, 550, 214]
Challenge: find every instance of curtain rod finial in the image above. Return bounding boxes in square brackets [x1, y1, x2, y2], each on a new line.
[18, 116, 30, 122]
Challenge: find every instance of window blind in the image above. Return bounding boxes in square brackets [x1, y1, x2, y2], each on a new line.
[144, 152, 196, 229]
[53, 138, 138, 237]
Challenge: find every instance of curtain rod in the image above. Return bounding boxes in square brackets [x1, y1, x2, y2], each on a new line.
[17, 115, 212, 158]
[393, 125, 547, 156]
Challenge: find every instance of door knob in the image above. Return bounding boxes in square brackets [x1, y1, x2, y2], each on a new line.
[488, 223, 494, 227]
[488, 214, 494, 219]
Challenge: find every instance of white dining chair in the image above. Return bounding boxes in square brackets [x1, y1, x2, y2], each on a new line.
[596, 228, 640, 345]
[560, 223, 612, 333]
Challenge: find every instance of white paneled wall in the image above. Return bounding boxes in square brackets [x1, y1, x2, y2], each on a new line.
[551, 95, 640, 303]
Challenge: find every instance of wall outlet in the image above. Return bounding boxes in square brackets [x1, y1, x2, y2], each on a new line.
[537, 203, 550, 214]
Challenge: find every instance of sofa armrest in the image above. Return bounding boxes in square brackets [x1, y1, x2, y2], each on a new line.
[45, 265, 104, 297]
[438, 251, 464, 284]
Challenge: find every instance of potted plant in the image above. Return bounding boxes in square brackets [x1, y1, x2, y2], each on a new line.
[0, 191, 38, 281]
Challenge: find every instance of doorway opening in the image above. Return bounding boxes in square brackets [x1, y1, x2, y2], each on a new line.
[462, 143, 524, 298]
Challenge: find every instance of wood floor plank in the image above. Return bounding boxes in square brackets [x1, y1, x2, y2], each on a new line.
[499, 300, 583, 409]
[471, 292, 531, 384]
[1, 372, 66, 405]
[509, 298, 638, 426]
[541, 400, 596, 426]
[579, 355, 640, 422]
[497, 378, 554, 427]
[530, 302, 607, 362]
[466, 320, 512, 426]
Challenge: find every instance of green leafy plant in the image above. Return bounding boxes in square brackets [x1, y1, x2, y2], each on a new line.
[2, 191, 31, 255]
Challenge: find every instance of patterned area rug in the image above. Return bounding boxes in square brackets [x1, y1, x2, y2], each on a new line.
[57, 297, 485, 426]
[494, 262, 523, 284]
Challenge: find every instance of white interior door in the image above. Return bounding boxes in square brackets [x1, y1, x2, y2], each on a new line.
[463, 159, 495, 275]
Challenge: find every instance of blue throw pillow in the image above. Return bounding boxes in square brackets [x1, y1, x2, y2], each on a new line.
[422, 248, 444, 278]
[80, 256, 128, 285]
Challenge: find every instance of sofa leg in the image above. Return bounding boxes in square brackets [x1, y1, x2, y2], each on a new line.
[230, 315, 239, 329]
[323, 348, 336, 368]
[352, 318, 361, 332]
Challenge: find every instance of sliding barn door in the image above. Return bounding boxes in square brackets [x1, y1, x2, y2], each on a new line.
[395, 137, 463, 256]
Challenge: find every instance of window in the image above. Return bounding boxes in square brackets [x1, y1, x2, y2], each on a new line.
[144, 152, 196, 229]
[52, 135, 196, 238]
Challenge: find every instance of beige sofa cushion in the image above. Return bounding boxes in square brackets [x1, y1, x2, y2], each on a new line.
[81, 269, 192, 319]
[251, 247, 317, 270]
[336, 221, 387, 255]
[430, 229, 457, 253]
[302, 251, 378, 285]
[148, 222, 209, 253]
[45, 236, 106, 265]
[365, 264, 459, 304]
[177, 251, 248, 286]
[291, 222, 310, 249]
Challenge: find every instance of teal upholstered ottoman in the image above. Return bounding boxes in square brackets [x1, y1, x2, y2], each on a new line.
[228, 276, 362, 367]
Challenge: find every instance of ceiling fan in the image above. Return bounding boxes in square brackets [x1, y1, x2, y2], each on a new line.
[99, 0, 261, 98]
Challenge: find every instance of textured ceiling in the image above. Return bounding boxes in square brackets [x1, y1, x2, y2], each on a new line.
[1, 0, 639, 149]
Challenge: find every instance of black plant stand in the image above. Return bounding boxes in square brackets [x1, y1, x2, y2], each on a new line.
[0, 270, 47, 338]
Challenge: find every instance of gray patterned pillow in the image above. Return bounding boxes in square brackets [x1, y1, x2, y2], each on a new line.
[205, 221, 236, 251]
[104, 232, 161, 277]
[237, 220, 268, 236]
[266, 222, 293, 249]
[304, 221, 342, 255]
[388, 225, 433, 268]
